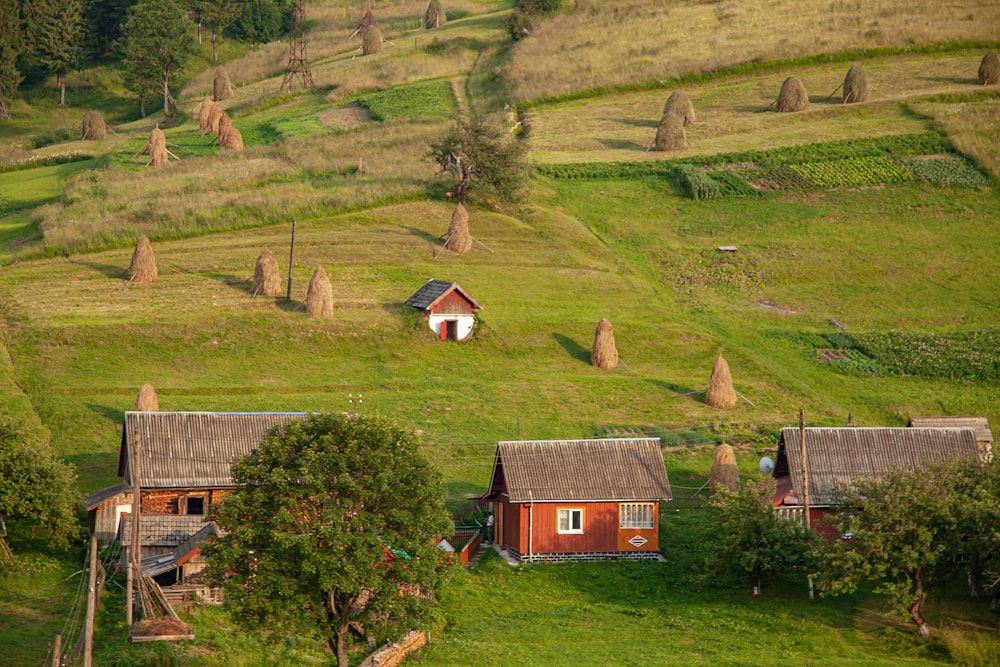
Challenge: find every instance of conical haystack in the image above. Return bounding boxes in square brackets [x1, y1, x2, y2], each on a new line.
[306, 266, 334, 317]
[362, 24, 383, 55]
[662, 90, 695, 126]
[220, 127, 243, 151]
[590, 318, 619, 370]
[424, 0, 446, 29]
[776, 76, 809, 112]
[147, 127, 168, 166]
[81, 110, 107, 140]
[705, 353, 737, 409]
[708, 443, 739, 494]
[979, 51, 1000, 85]
[843, 63, 869, 103]
[207, 103, 225, 135]
[652, 112, 686, 151]
[197, 98, 215, 134]
[251, 249, 282, 297]
[134, 382, 159, 411]
[213, 67, 234, 101]
[217, 113, 233, 142]
[128, 235, 158, 284]
[444, 203, 472, 254]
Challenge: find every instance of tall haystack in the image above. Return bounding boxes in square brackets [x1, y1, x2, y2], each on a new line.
[843, 63, 869, 103]
[207, 103, 225, 135]
[979, 51, 1000, 85]
[147, 127, 168, 166]
[213, 67, 234, 101]
[424, 0, 446, 29]
[197, 98, 215, 134]
[353, 9, 379, 36]
[662, 90, 695, 126]
[776, 76, 809, 112]
[705, 353, 737, 409]
[128, 235, 158, 284]
[220, 126, 243, 151]
[362, 24, 384, 55]
[134, 382, 159, 411]
[590, 318, 619, 370]
[217, 113, 233, 142]
[81, 110, 107, 140]
[444, 203, 472, 254]
[708, 443, 739, 494]
[252, 249, 281, 297]
[306, 266, 334, 318]
[652, 112, 686, 151]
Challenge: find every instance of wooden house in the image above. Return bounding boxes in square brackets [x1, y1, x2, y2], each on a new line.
[908, 416, 993, 462]
[772, 427, 981, 535]
[404, 279, 482, 341]
[483, 438, 672, 562]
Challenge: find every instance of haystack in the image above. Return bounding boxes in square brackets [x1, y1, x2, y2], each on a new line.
[353, 9, 379, 36]
[979, 51, 1000, 85]
[207, 103, 225, 135]
[128, 235, 158, 284]
[590, 318, 618, 370]
[220, 126, 243, 151]
[217, 113, 233, 142]
[134, 382, 159, 411]
[708, 443, 739, 494]
[662, 90, 695, 126]
[444, 203, 472, 254]
[424, 0, 446, 29]
[776, 76, 809, 112]
[652, 112, 686, 151]
[81, 110, 106, 140]
[361, 24, 384, 55]
[306, 266, 334, 317]
[843, 63, 869, 103]
[251, 249, 282, 297]
[147, 127, 168, 166]
[197, 98, 215, 134]
[213, 67, 234, 102]
[705, 353, 737, 409]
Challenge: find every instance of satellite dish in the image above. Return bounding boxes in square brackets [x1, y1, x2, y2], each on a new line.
[759, 456, 774, 474]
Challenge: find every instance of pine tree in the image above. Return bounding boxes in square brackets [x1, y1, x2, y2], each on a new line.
[25, 0, 84, 105]
[119, 0, 195, 117]
[0, 1, 24, 119]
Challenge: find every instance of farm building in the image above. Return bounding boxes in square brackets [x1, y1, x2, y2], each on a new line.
[908, 415, 993, 462]
[483, 438, 672, 562]
[772, 427, 981, 535]
[405, 279, 481, 341]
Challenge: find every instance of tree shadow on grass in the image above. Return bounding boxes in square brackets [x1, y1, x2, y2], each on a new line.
[552, 333, 591, 364]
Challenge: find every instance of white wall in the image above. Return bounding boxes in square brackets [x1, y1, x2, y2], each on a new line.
[428, 314, 476, 341]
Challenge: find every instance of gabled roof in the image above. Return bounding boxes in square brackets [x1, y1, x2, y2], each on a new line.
[487, 438, 671, 503]
[117, 412, 309, 489]
[908, 416, 993, 443]
[83, 482, 129, 510]
[404, 279, 482, 311]
[776, 427, 980, 506]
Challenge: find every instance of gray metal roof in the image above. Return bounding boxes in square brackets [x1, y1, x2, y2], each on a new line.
[777, 427, 980, 506]
[404, 279, 481, 311]
[488, 438, 672, 503]
[118, 412, 309, 489]
[120, 514, 211, 548]
[83, 482, 129, 510]
[908, 416, 993, 443]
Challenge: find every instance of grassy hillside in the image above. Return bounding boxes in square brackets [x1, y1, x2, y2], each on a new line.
[1, 0, 998, 665]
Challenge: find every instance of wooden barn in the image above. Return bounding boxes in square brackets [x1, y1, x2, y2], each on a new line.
[405, 279, 481, 341]
[483, 438, 672, 562]
[772, 427, 981, 536]
[908, 415, 993, 462]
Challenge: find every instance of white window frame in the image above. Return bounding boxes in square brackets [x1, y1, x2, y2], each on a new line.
[557, 508, 584, 534]
[619, 502, 655, 529]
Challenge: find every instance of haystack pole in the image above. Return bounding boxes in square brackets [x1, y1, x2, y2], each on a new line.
[776, 76, 809, 112]
[213, 67, 234, 101]
[424, 0, 446, 29]
[306, 266, 333, 317]
[705, 353, 737, 409]
[128, 235, 158, 284]
[708, 443, 739, 494]
[590, 318, 619, 370]
[81, 110, 107, 140]
[134, 382, 159, 411]
[979, 51, 1000, 85]
[443, 203, 473, 254]
[251, 250, 282, 297]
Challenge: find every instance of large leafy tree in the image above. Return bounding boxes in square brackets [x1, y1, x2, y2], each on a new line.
[427, 114, 529, 203]
[0, 415, 79, 561]
[118, 0, 195, 117]
[185, 0, 239, 61]
[704, 478, 815, 595]
[204, 413, 452, 667]
[24, 0, 84, 105]
[0, 0, 23, 119]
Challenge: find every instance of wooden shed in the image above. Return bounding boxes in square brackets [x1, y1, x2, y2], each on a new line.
[405, 279, 481, 341]
[484, 438, 672, 562]
[908, 415, 993, 462]
[772, 427, 981, 535]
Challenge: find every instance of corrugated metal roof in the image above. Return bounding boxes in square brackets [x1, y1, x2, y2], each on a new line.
[83, 482, 129, 510]
[404, 279, 482, 311]
[908, 416, 993, 443]
[119, 412, 309, 488]
[490, 439, 672, 503]
[778, 427, 979, 505]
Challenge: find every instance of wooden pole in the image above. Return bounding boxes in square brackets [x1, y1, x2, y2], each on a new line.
[286, 220, 297, 300]
[83, 536, 97, 667]
[128, 430, 141, 627]
[799, 409, 811, 530]
[51, 635, 61, 667]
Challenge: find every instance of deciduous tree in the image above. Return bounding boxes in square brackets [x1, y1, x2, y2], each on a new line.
[118, 0, 195, 116]
[204, 413, 452, 667]
[427, 114, 529, 203]
[24, 0, 84, 105]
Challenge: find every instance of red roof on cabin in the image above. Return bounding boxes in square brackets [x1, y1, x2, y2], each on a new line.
[405, 279, 482, 312]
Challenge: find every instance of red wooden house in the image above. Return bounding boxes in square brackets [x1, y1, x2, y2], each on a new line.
[404, 279, 482, 341]
[484, 438, 672, 562]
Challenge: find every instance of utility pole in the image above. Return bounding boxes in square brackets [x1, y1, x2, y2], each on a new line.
[128, 433, 141, 626]
[799, 409, 815, 600]
[280, 1, 315, 92]
[83, 536, 97, 667]
[286, 220, 297, 300]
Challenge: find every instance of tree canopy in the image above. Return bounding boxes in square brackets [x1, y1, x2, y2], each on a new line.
[427, 114, 529, 203]
[118, 0, 195, 116]
[0, 1, 24, 119]
[204, 413, 452, 667]
[24, 0, 85, 105]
